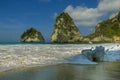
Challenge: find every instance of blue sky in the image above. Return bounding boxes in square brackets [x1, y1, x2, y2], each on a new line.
[0, 0, 120, 42]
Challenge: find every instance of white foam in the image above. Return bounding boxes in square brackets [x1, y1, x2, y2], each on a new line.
[0, 44, 85, 71]
[0, 43, 120, 71]
[67, 54, 97, 64]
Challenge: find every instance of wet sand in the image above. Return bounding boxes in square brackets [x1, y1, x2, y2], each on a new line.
[0, 62, 120, 80]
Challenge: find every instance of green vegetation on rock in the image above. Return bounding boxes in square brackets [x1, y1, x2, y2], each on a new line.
[51, 12, 82, 43]
[94, 19, 120, 38]
[21, 28, 45, 42]
[84, 12, 120, 43]
[118, 11, 120, 22]
[20, 11, 120, 43]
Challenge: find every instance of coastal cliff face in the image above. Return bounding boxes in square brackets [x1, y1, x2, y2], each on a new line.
[51, 12, 82, 43]
[83, 12, 120, 43]
[21, 28, 45, 42]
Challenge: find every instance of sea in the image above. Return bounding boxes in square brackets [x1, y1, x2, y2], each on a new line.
[0, 43, 120, 80]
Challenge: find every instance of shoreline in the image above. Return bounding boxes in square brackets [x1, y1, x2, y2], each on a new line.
[0, 43, 120, 73]
[0, 62, 64, 73]
[0, 61, 120, 74]
[0, 61, 119, 76]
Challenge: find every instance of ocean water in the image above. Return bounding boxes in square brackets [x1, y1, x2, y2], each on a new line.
[0, 43, 120, 71]
[0, 43, 87, 71]
[0, 43, 120, 80]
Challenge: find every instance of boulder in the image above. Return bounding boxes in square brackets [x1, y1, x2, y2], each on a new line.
[82, 46, 105, 62]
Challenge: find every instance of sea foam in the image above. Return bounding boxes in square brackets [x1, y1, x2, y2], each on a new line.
[0, 44, 120, 71]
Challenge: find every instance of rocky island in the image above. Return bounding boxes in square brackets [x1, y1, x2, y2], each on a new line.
[51, 12, 82, 43]
[21, 28, 45, 42]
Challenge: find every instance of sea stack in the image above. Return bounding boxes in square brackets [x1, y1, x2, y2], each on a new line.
[21, 28, 45, 42]
[51, 12, 82, 43]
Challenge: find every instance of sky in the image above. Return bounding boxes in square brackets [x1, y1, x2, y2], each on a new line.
[0, 0, 120, 42]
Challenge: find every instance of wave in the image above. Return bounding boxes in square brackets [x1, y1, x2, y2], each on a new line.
[0, 44, 120, 71]
[68, 44, 120, 64]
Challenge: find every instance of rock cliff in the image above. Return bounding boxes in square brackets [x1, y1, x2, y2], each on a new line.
[21, 28, 45, 42]
[51, 12, 82, 43]
[83, 11, 120, 43]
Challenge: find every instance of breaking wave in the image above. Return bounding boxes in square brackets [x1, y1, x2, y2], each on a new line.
[0, 43, 120, 71]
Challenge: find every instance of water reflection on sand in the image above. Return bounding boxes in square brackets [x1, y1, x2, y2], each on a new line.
[0, 62, 120, 80]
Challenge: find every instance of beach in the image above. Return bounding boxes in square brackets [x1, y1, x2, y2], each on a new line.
[0, 43, 120, 80]
[0, 62, 120, 80]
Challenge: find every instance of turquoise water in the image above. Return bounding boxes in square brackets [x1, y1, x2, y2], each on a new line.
[0, 62, 120, 80]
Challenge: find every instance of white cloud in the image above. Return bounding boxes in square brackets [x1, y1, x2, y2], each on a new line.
[98, 0, 120, 13]
[65, 5, 101, 26]
[65, 0, 120, 27]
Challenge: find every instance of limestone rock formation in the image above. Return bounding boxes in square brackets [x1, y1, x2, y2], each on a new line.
[83, 12, 120, 43]
[51, 12, 82, 43]
[21, 28, 45, 42]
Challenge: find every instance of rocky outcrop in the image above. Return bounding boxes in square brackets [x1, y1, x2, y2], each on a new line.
[51, 12, 82, 43]
[82, 46, 105, 62]
[113, 36, 120, 43]
[82, 12, 120, 43]
[21, 28, 45, 42]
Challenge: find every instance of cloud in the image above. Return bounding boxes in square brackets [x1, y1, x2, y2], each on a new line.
[98, 0, 120, 13]
[65, 6, 101, 26]
[65, 0, 120, 27]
